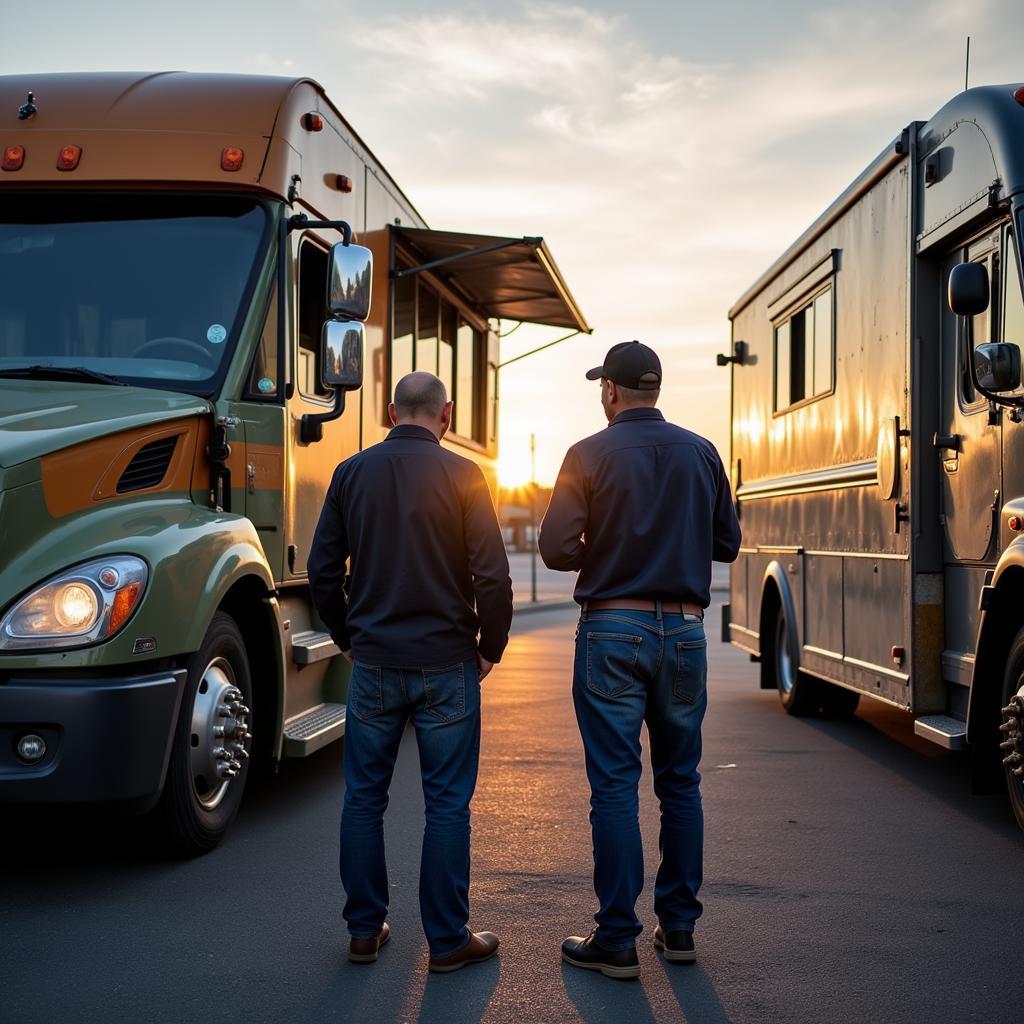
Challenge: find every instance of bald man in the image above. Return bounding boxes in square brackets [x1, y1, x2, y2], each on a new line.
[309, 371, 513, 973]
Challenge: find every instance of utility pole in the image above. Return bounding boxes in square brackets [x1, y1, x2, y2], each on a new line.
[530, 432, 538, 603]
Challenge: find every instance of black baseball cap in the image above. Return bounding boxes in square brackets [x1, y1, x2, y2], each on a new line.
[585, 340, 662, 390]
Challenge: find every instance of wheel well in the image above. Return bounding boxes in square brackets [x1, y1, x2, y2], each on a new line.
[219, 576, 281, 763]
[970, 566, 1024, 744]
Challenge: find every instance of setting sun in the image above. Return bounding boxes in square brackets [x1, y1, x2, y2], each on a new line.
[497, 447, 536, 489]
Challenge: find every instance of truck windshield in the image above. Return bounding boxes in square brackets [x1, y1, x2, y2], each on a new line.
[0, 193, 270, 393]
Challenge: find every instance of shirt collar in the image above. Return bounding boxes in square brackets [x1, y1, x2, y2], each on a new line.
[386, 424, 441, 445]
[609, 407, 665, 427]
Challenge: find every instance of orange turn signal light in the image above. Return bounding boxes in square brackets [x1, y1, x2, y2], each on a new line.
[221, 146, 244, 172]
[1009, 515, 1023, 532]
[56, 144, 82, 171]
[108, 582, 142, 636]
[2, 145, 25, 171]
[301, 112, 324, 132]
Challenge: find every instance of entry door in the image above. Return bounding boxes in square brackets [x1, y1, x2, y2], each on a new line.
[285, 234, 361, 578]
[938, 235, 1001, 562]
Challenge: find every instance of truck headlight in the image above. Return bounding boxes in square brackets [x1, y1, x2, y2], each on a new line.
[0, 556, 148, 651]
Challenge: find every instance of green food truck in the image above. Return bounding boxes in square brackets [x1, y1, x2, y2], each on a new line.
[0, 72, 588, 853]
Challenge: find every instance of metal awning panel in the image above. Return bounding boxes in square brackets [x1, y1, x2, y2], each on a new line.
[392, 226, 590, 333]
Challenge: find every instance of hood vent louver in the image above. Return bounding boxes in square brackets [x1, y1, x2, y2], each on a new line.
[116, 436, 179, 494]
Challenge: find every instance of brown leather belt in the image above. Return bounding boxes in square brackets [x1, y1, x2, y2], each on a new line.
[586, 598, 703, 618]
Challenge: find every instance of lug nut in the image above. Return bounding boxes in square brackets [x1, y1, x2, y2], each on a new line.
[216, 704, 232, 718]
[235, 748, 249, 761]
[213, 725, 226, 738]
[228, 759, 242, 771]
[213, 746, 231, 760]
[1000, 738, 1018, 750]
[999, 721, 1015, 733]
[1014, 766, 1024, 778]
[1003, 752, 1022, 767]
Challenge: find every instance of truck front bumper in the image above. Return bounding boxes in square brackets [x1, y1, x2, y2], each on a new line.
[0, 667, 186, 805]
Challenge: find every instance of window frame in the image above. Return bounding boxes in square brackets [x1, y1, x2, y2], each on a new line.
[771, 281, 836, 417]
[389, 244, 489, 448]
[295, 232, 335, 406]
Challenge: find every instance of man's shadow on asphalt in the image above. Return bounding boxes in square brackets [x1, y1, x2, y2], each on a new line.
[561, 958, 734, 1024]
[318, 951, 499, 1024]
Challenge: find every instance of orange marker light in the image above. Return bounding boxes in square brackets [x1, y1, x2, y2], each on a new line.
[56, 144, 81, 171]
[1014, 86, 1024, 106]
[221, 146, 244, 172]
[301, 112, 324, 132]
[2, 145, 25, 171]
[1009, 515, 1023, 532]
[108, 582, 142, 636]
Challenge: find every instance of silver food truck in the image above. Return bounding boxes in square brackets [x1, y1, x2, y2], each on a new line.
[720, 83, 1024, 832]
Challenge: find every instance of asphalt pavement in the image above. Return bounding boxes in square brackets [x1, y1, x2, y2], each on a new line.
[1, 599, 1021, 1024]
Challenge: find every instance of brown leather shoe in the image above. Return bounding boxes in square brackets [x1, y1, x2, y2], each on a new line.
[349, 923, 390, 963]
[428, 931, 499, 973]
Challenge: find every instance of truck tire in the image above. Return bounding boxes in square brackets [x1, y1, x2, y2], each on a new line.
[155, 612, 253, 856]
[762, 599, 819, 716]
[999, 626, 1024, 832]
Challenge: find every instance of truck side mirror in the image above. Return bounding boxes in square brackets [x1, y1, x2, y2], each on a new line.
[327, 242, 373, 322]
[974, 342, 1022, 393]
[301, 322, 365, 443]
[948, 261, 989, 316]
[321, 320, 364, 391]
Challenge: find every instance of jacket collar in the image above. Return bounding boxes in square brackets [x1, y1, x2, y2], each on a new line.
[386, 424, 441, 445]
[609, 407, 665, 427]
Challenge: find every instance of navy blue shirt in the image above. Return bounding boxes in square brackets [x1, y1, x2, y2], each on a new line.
[308, 425, 513, 668]
[538, 408, 741, 606]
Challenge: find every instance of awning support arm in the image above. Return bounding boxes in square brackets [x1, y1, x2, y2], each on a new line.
[498, 330, 582, 370]
[393, 237, 541, 279]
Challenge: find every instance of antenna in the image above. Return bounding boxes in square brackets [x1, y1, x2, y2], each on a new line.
[965, 36, 971, 91]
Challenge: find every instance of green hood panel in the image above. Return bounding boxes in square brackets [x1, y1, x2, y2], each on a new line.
[0, 380, 212, 468]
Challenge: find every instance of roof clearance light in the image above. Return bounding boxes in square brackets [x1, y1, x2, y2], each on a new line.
[2, 145, 25, 171]
[221, 147, 244, 172]
[301, 112, 324, 132]
[1014, 86, 1024, 106]
[56, 144, 81, 171]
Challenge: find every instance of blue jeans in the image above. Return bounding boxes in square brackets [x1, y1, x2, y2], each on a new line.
[340, 659, 481, 958]
[573, 608, 707, 951]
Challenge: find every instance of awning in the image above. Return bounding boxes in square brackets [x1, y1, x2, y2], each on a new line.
[392, 227, 591, 333]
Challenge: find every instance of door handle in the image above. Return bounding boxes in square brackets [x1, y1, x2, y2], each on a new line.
[932, 432, 962, 452]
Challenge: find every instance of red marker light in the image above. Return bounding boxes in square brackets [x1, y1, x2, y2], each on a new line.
[1014, 86, 1024, 106]
[221, 146, 244, 172]
[301, 112, 324, 132]
[56, 144, 81, 171]
[2, 145, 25, 171]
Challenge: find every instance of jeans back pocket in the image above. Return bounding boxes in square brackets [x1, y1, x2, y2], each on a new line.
[423, 663, 467, 722]
[586, 632, 642, 697]
[673, 634, 708, 705]
[349, 664, 384, 721]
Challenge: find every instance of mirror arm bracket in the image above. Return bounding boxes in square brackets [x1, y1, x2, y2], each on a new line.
[300, 391, 346, 444]
[964, 315, 1024, 410]
[287, 214, 354, 246]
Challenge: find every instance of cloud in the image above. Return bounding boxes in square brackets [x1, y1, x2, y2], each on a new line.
[326, 0, 1020, 477]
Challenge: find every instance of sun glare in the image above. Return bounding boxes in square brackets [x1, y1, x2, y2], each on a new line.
[498, 447, 535, 489]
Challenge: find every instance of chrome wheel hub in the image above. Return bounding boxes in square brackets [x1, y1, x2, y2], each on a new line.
[1000, 683, 1024, 781]
[189, 657, 251, 811]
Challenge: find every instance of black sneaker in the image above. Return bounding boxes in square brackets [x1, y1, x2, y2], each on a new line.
[653, 926, 696, 963]
[561, 933, 640, 980]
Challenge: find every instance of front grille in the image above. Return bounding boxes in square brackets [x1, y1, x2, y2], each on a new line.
[116, 436, 178, 494]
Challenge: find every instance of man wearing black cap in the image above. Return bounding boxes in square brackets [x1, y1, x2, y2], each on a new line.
[539, 340, 740, 979]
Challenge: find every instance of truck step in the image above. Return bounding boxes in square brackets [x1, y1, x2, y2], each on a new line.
[283, 702, 346, 757]
[914, 714, 967, 750]
[291, 629, 340, 665]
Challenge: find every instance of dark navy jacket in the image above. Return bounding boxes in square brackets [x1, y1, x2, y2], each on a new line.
[538, 408, 741, 606]
[308, 425, 513, 668]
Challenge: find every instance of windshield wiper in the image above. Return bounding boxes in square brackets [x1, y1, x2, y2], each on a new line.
[0, 365, 127, 386]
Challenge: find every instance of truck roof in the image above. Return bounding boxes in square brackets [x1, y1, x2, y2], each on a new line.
[0, 72, 425, 223]
[729, 83, 1024, 320]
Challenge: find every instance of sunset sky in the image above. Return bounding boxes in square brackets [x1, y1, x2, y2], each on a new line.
[5, 1, 1024, 484]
